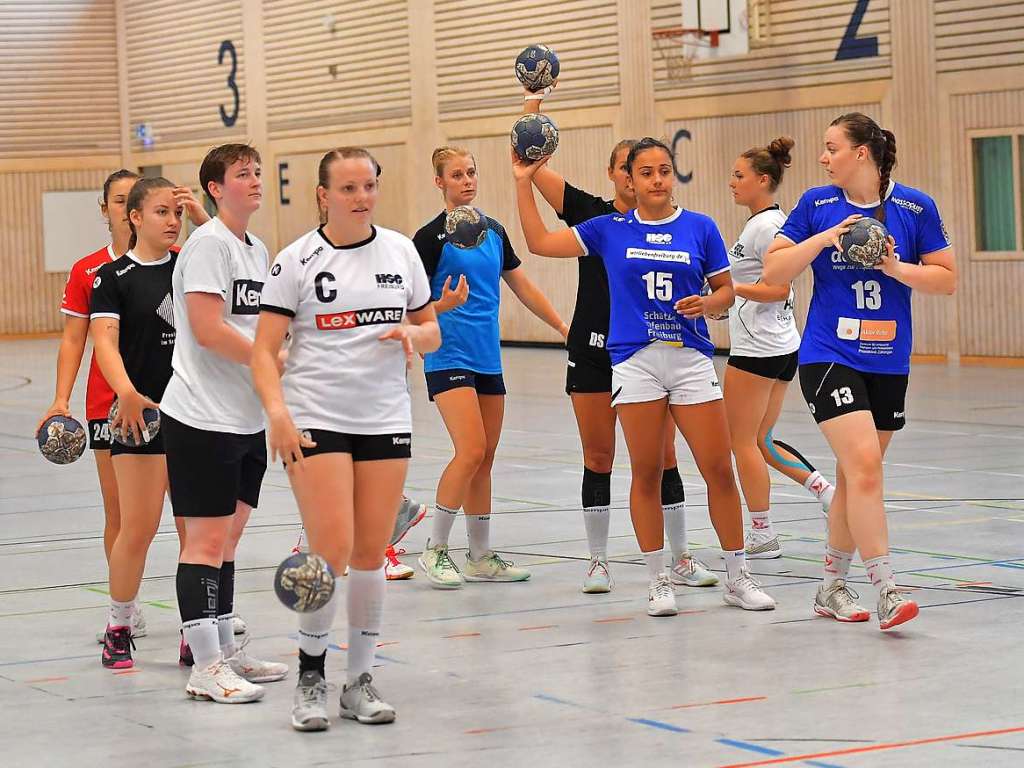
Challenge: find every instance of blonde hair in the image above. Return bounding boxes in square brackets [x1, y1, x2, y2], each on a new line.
[431, 145, 475, 177]
[316, 146, 381, 224]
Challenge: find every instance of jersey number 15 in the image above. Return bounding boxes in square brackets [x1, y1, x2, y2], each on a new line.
[642, 271, 672, 301]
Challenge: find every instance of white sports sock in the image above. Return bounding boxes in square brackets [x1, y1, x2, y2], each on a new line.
[466, 514, 491, 560]
[804, 471, 834, 501]
[217, 613, 235, 657]
[583, 505, 610, 560]
[346, 566, 385, 685]
[663, 502, 688, 560]
[750, 508, 772, 532]
[183, 617, 220, 669]
[643, 549, 665, 580]
[722, 549, 747, 582]
[823, 546, 854, 587]
[108, 599, 134, 629]
[864, 555, 896, 592]
[430, 503, 459, 547]
[298, 589, 340, 657]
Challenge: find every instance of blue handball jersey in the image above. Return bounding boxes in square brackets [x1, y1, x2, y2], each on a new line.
[778, 182, 950, 375]
[573, 208, 730, 365]
[412, 211, 521, 374]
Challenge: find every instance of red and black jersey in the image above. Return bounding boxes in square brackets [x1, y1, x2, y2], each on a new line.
[61, 245, 116, 419]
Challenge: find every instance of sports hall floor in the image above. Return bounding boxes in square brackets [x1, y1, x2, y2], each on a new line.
[1, 340, 1022, 767]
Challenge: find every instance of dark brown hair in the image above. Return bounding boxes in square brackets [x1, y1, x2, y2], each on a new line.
[741, 136, 794, 191]
[625, 137, 674, 176]
[830, 112, 897, 222]
[199, 143, 261, 206]
[608, 139, 638, 171]
[126, 177, 175, 250]
[316, 147, 381, 224]
[102, 169, 140, 205]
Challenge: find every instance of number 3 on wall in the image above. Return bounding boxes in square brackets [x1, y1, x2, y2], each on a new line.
[219, 40, 240, 127]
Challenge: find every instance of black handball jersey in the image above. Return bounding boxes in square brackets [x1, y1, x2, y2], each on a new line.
[90, 250, 177, 402]
[557, 183, 616, 365]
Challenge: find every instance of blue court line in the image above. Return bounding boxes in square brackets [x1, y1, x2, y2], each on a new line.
[628, 717, 690, 733]
[533, 692, 586, 708]
[717, 738, 846, 768]
[907, 558, 1024, 574]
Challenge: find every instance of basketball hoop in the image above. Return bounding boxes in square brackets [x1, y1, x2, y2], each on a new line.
[652, 26, 719, 82]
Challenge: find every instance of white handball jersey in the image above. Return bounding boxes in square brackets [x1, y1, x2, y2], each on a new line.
[161, 217, 269, 434]
[260, 226, 432, 435]
[727, 205, 800, 358]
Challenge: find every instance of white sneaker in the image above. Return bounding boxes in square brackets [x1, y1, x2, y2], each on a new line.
[744, 528, 782, 559]
[95, 605, 147, 644]
[814, 579, 870, 623]
[385, 546, 415, 580]
[340, 672, 396, 724]
[463, 551, 531, 582]
[292, 670, 330, 731]
[669, 554, 719, 586]
[185, 655, 264, 703]
[647, 574, 678, 617]
[724, 568, 777, 611]
[877, 585, 919, 631]
[418, 541, 464, 589]
[582, 558, 613, 593]
[232, 614, 247, 636]
[226, 638, 289, 683]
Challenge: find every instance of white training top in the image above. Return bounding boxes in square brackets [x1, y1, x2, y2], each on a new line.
[161, 217, 269, 434]
[259, 226, 432, 435]
[727, 205, 801, 358]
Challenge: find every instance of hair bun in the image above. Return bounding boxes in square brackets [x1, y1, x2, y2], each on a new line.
[767, 136, 795, 167]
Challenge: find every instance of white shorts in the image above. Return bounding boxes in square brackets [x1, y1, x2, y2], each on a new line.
[611, 343, 722, 407]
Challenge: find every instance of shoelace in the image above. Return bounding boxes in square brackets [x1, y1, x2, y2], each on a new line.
[300, 678, 329, 705]
[588, 559, 608, 576]
[485, 552, 514, 569]
[436, 546, 461, 573]
[830, 581, 862, 606]
[651, 577, 674, 601]
[108, 628, 136, 655]
[386, 548, 406, 567]
[733, 570, 763, 591]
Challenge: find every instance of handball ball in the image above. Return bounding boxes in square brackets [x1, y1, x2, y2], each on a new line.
[445, 206, 489, 249]
[108, 398, 161, 447]
[515, 44, 560, 92]
[275, 552, 336, 613]
[839, 217, 890, 267]
[511, 113, 560, 163]
[37, 415, 87, 465]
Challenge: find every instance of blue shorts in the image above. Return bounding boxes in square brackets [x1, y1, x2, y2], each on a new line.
[425, 368, 506, 401]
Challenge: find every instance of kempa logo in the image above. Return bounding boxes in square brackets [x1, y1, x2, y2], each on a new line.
[115, 262, 135, 277]
[300, 246, 323, 266]
[815, 196, 840, 207]
[231, 279, 264, 315]
[315, 306, 403, 330]
[375, 273, 404, 288]
[85, 263, 104, 275]
[392, 436, 411, 446]
[646, 232, 672, 244]
[894, 410, 905, 418]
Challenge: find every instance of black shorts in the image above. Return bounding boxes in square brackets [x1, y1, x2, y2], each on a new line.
[425, 369, 506, 401]
[163, 413, 267, 518]
[110, 430, 165, 456]
[799, 362, 909, 431]
[88, 418, 112, 450]
[565, 348, 612, 395]
[299, 430, 412, 462]
[728, 352, 798, 382]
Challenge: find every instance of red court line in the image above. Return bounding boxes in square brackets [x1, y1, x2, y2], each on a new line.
[594, 616, 634, 624]
[677, 609, 708, 616]
[466, 726, 515, 735]
[716, 725, 1024, 767]
[518, 625, 557, 632]
[673, 696, 766, 710]
[25, 676, 69, 684]
[444, 632, 481, 639]
[113, 669, 138, 675]
[377, 641, 400, 647]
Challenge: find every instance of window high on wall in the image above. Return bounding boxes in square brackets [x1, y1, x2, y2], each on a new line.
[971, 132, 1024, 259]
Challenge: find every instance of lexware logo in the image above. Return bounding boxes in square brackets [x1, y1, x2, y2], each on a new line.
[315, 307, 403, 330]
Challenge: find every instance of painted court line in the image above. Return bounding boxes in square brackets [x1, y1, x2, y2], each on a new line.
[715, 725, 1024, 767]
[716, 738, 844, 768]
[672, 696, 767, 710]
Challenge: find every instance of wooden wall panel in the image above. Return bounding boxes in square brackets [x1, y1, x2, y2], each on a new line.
[274, 145, 409, 254]
[0, 1, 120, 158]
[434, 0, 620, 120]
[948, 89, 1024, 357]
[0, 169, 115, 334]
[123, 0, 248, 151]
[443, 127, 616, 343]
[651, 0, 892, 99]
[263, 0, 412, 139]
[935, 0, 1024, 73]
[665, 103, 882, 349]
